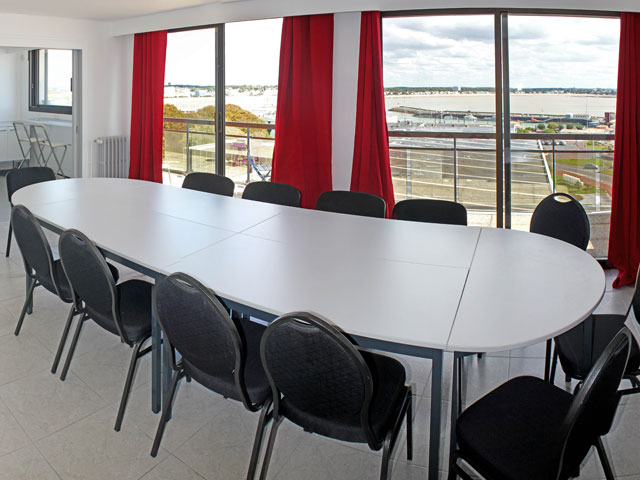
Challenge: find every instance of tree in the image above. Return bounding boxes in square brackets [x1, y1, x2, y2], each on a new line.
[537, 123, 546, 131]
[548, 122, 559, 131]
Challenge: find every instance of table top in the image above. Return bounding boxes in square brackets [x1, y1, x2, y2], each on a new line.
[13, 178, 605, 353]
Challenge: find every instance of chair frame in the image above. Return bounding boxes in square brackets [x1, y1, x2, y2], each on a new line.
[30, 124, 68, 177]
[549, 268, 640, 397]
[449, 329, 632, 480]
[10, 205, 81, 375]
[258, 311, 413, 480]
[150, 273, 272, 480]
[58, 229, 152, 431]
[5, 167, 56, 258]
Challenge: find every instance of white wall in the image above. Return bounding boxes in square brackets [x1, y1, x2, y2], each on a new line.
[111, 0, 638, 36]
[0, 13, 132, 177]
[0, 50, 21, 121]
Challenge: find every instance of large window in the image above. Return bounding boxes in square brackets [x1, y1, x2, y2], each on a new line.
[162, 19, 281, 193]
[383, 11, 619, 257]
[29, 49, 72, 114]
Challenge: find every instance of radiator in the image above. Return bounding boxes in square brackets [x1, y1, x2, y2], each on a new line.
[95, 136, 129, 178]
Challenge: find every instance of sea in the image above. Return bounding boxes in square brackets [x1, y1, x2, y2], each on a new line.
[165, 93, 617, 124]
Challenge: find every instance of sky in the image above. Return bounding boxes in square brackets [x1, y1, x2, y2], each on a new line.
[383, 15, 620, 89]
[163, 15, 620, 89]
[164, 18, 282, 86]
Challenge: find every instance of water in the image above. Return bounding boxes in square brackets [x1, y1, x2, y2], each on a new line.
[385, 93, 616, 117]
[166, 93, 616, 124]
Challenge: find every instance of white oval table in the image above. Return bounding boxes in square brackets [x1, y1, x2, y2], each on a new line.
[13, 178, 605, 480]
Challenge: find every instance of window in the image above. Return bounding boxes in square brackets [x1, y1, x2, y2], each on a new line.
[29, 49, 72, 114]
[383, 11, 619, 257]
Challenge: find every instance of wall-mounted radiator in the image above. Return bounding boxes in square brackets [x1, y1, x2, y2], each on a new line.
[95, 136, 129, 178]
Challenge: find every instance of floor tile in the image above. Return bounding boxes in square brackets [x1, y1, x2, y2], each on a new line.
[37, 406, 167, 480]
[0, 334, 53, 387]
[0, 444, 60, 480]
[69, 337, 151, 405]
[0, 369, 105, 440]
[127, 380, 228, 454]
[0, 398, 32, 457]
[139, 455, 205, 480]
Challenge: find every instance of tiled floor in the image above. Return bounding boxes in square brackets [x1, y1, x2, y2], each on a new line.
[0, 180, 638, 479]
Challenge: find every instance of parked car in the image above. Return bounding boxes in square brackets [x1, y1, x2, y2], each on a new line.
[543, 140, 551, 145]
[559, 140, 567, 146]
[584, 163, 600, 171]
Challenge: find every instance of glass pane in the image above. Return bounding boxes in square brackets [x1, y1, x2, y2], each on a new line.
[225, 18, 281, 195]
[39, 49, 72, 107]
[508, 15, 619, 258]
[163, 28, 216, 186]
[383, 15, 497, 226]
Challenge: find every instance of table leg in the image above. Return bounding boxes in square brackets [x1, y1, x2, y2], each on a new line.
[449, 353, 462, 459]
[429, 350, 443, 480]
[151, 286, 161, 414]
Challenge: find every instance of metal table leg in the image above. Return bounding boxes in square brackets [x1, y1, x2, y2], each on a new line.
[429, 350, 444, 480]
[151, 285, 161, 414]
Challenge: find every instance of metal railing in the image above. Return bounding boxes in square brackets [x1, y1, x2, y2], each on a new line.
[163, 117, 275, 183]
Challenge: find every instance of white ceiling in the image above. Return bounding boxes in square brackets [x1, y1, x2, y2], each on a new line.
[0, 0, 246, 21]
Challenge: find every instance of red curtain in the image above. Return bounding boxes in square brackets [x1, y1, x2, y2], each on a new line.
[272, 15, 334, 208]
[609, 13, 640, 288]
[129, 30, 167, 183]
[350, 11, 395, 218]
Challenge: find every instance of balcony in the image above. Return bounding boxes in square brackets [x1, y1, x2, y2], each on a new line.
[163, 118, 614, 258]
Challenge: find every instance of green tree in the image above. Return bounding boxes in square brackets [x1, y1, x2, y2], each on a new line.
[537, 123, 546, 131]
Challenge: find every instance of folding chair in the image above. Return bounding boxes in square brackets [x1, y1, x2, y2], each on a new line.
[31, 123, 70, 177]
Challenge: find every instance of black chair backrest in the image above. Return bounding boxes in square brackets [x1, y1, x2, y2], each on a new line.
[242, 181, 301, 207]
[392, 199, 467, 225]
[555, 328, 631, 478]
[182, 172, 235, 197]
[154, 273, 255, 409]
[260, 312, 378, 447]
[58, 229, 126, 341]
[530, 193, 590, 250]
[631, 267, 640, 322]
[11, 205, 56, 290]
[6, 167, 56, 203]
[315, 191, 386, 218]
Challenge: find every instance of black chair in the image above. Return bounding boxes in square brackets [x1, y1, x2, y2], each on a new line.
[315, 190, 386, 218]
[449, 328, 632, 480]
[392, 199, 467, 226]
[182, 172, 235, 197]
[258, 312, 412, 480]
[151, 273, 271, 479]
[242, 181, 301, 207]
[10, 205, 119, 374]
[550, 267, 640, 396]
[58, 229, 153, 432]
[5, 167, 56, 257]
[530, 193, 590, 381]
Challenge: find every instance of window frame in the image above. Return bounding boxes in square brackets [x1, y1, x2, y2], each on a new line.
[28, 48, 73, 115]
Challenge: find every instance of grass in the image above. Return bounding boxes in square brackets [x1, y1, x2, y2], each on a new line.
[584, 141, 614, 151]
[554, 176, 606, 198]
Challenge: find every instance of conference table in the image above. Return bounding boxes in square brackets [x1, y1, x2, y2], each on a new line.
[13, 178, 605, 480]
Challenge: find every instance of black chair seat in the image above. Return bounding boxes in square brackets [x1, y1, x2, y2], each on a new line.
[182, 317, 270, 405]
[87, 279, 152, 342]
[456, 376, 574, 480]
[282, 351, 407, 445]
[556, 314, 640, 379]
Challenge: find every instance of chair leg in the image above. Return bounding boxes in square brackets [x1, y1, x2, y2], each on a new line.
[247, 400, 273, 480]
[380, 435, 393, 480]
[5, 223, 11, 257]
[595, 438, 615, 480]
[60, 315, 86, 381]
[457, 355, 464, 417]
[14, 278, 36, 336]
[258, 416, 283, 480]
[549, 347, 559, 385]
[115, 337, 149, 432]
[544, 339, 552, 381]
[51, 305, 77, 374]
[150, 369, 184, 457]
[406, 391, 413, 461]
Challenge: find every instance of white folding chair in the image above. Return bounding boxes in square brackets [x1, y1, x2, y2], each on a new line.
[31, 124, 70, 177]
[12, 122, 36, 169]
